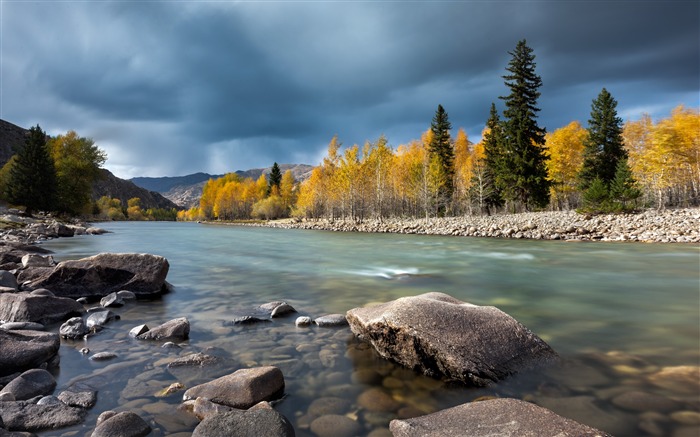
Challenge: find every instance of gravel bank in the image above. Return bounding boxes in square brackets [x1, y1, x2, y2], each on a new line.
[247, 209, 700, 243]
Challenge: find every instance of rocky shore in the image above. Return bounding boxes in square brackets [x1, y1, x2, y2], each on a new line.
[251, 208, 700, 243]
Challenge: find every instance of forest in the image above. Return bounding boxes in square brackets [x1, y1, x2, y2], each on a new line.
[179, 42, 699, 223]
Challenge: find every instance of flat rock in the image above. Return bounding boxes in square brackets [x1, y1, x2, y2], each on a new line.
[57, 390, 97, 408]
[0, 322, 45, 331]
[0, 369, 56, 401]
[0, 293, 84, 325]
[0, 401, 86, 432]
[314, 314, 348, 327]
[24, 253, 169, 299]
[390, 398, 612, 436]
[136, 317, 189, 341]
[183, 366, 284, 409]
[0, 330, 59, 377]
[346, 292, 558, 385]
[192, 409, 295, 437]
[91, 411, 151, 437]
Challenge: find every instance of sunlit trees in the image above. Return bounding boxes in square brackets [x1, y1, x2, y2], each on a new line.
[4, 125, 57, 215]
[48, 131, 107, 215]
[499, 40, 550, 210]
[545, 121, 587, 209]
[452, 128, 472, 214]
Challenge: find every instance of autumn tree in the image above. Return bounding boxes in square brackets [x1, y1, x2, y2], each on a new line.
[48, 131, 107, 215]
[5, 125, 57, 215]
[452, 128, 472, 214]
[499, 40, 550, 210]
[545, 121, 587, 209]
[428, 104, 454, 213]
[279, 169, 296, 210]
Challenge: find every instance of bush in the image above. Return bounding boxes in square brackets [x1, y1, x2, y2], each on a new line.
[252, 196, 287, 220]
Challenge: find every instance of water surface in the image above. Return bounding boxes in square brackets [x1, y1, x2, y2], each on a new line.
[40, 222, 699, 436]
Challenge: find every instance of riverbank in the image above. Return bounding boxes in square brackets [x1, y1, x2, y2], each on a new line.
[240, 208, 700, 243]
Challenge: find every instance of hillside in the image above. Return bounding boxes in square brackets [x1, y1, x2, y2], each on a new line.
[0, 119, 178, 211]
[132, 164, 315, 208]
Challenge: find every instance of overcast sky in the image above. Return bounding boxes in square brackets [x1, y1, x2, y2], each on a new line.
[1, 1, 698, 178]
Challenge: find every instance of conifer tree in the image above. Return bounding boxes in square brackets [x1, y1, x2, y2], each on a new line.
[578, 88, 627, 189]
[499, 39, 550, 209]
[478, 103, 505, 212]
[428, 104, 454, 212]
[268, 162, 282, 194]
[5, 125, 57, 215]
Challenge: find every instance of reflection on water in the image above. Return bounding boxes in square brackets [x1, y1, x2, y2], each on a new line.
[39, 222, 699, 436]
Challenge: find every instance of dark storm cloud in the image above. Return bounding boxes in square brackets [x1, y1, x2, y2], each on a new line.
[1, 1, 697, 178]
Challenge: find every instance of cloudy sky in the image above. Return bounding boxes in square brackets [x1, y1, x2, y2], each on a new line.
[1, 1, 698, 179]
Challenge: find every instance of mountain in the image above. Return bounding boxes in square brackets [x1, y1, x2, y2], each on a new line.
[0, 119, 178, 211]
[132, 164, 315, 208]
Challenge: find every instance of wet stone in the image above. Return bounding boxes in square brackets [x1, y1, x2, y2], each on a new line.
[611, 390, 681, 413]
[99, 292, 124, 308]
[59, 317, 88, 339]
[310, 414, 363, 437]
[128, 324, 149, 338]
[295, 316, 312, 327]
[90, 352, 118, 361]
[91, 411, 151, 437]
[86, 311, 120, 329]
[1, 369, 56, 401]
[307, 397, 352, 417]
[0, 322, 45, 331]
[671, 411, 700, 426]
[358, 388, 401, 413]
[57, 390, 97, 408]
[314, 314, 348, 327]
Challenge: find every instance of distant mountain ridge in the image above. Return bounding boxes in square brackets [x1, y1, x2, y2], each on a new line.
[131, 164, 314, 208]
[0, 119, 178, 211]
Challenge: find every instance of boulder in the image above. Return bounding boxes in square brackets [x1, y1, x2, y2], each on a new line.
[346, 292, 557, 386]
[0, 330, 60, 377]
[0, 369, 56, 401]
[183, 366, 285, 409]
[389, 398, 612, 436]
[136, 317, 189, 341]
[24, 253, 169, 299]
[0, 271, 18, 290]
[0, 401, 86, 432]
[192, 409, 295, 437]
[0, 293, 84, 325]
[59, 317, 88, 339]
[91, 411, 151, 437]
[50, 222, 74, 238]
[99, 292, 124, 308]
[20, 255, 54, 269]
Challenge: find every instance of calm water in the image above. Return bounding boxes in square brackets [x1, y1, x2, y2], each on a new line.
[39, 222, 699, 436]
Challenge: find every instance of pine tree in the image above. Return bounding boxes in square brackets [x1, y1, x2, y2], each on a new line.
[609, 159, 641, 211]
[5, 125, 57, 215]
[579, 88, 627, 190]
[478, 103, 505, 212]
[428, 104, 454, 212]
[499, 39, 550, 210]
[268, 162, 282, 194]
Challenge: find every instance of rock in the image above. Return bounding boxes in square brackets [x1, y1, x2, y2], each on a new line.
[192, 409, 295, 437]
[535, 395, 634, 436]
[57, 390, 97, 408]
[390, 398, 612, 436]
[86, 311, 120, 329]
[25, 253, 169, 299]
[90, 352, 118, 361]
[91, 411, 151, 437]
[116, 290, 136, 300]
[0, 392, 16, 401]
[259, 301, 297, 318]
[225, 316, 270, 325]
[167, 352, 219, 368]
[180, 397, 236, 421]
[0, 369, 56, 401]
[357, 388, 400, 413]
[307, 397, 352, 417]
[0, 401, 86, 432]
[314, 314, 348, 327]
[0, 322, 44, 331]
[671, 411, 700, 426]
[28, 289, 53, 297]
[156, 382, 185, 397]
[346, 292, 558, 386]
[50, 222, 74, 238]
[183, 366, 285, 409]
[128, 324, 149, 338]
[20, 255, 54, 269]
[649, 366, 700, 395]
[310, 414, 363, 437]
[0, 293, 84, 325]
[611, 390, 681, 413]
[136, 317, 189, 341]
[295, 316, 312, 327]
[59, 317, 88, 339]
[0, 271, 18, 290]
[86, 227, 109, 235]
[0, 330, 59, 377]
[36, 395, 61, 406]
[99, 292, 124, 308]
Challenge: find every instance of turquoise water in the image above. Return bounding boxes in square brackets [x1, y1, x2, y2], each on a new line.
[40, 222, 699, 436]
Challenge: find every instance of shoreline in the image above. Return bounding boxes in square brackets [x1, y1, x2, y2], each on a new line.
[206, 208, 700, 244]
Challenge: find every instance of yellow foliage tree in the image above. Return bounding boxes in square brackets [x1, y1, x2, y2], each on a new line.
[545, 121, 587, 209]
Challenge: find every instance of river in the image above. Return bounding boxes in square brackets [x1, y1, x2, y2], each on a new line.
[40, 221, 699, 436]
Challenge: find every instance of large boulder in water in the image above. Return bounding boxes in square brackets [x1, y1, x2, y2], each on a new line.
[390, 398, 612, 436]
[183, 366, 285, 409]
[0, 329, 60, 377]
[0, 293, 84, 325]
[24, 253, 169, 300]
[346, 292, 558, 386]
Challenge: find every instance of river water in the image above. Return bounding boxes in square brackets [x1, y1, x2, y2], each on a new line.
[40, 222, 699, 436]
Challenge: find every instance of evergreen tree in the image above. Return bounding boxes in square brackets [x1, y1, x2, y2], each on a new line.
[478, 103, 505, 212]
[578, 88, 627, 189]
[428, 104, 454, 212]
[5, 125, 57, 215]
[609, 159, 641, 211]
[499, 39, 550, 209]
[268, 162, 282, 193]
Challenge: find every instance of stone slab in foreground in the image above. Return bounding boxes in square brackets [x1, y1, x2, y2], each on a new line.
[346, 292, 557, 386]
[390, 398, 612, 437]
[24, 253, 169, 299]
